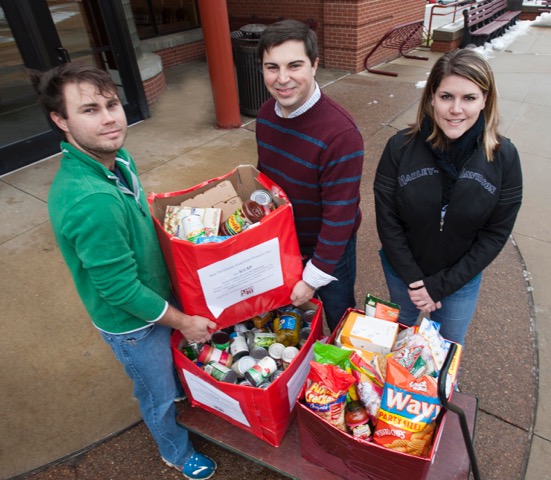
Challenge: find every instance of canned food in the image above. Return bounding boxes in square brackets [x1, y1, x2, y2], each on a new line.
[233, 322, 250, 333]
[302, 309, 317, 327]
[204, 361, 238, 383]
[244, 356, 277, 387]
[299, 327, 311, 348]
[250, 189, 274, 215]
[231, 355, 257, 378]
[247, 332, 277, 349]
[198, 344, 233, 367]
[270, 369, 285, 382]
[268, 342, 285, 368]
[258, 381, 272, 389]
[229, 335, 249, 361]
[211, 330, 230, 351]
[177, 339, 201, 361]
[179, 214, 206, 243]
[249, 346, 269, 361]
[281, 346, 300, 370]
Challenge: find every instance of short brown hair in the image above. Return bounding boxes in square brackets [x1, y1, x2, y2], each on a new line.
[29, 62, 118, 119]
[257, 19, 318, 66]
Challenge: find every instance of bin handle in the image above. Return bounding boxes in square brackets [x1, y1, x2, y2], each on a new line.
[437, 343, 482, 480]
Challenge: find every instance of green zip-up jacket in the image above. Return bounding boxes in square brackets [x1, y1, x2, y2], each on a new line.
[48, 142, 171, 334]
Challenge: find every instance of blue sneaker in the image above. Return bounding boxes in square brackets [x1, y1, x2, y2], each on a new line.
[163, 452, 217, 480]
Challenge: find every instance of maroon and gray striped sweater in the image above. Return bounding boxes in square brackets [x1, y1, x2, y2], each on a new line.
[256, 92, 364, 276]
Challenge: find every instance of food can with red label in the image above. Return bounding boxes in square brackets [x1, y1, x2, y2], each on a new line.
[244, 356, 277, 387]
[250, 189, 274, 215]
[204, 361, 238, 383]
[198, 344, 232, 367]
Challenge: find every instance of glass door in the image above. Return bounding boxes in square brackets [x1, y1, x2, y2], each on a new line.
[0, 0, 147, 175]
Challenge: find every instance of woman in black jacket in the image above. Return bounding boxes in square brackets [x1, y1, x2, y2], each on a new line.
[373, 49, 522, 345]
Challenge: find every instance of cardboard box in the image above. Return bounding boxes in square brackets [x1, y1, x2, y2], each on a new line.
[171, 300, 324, 447]
[296, 308, 462, 480]
[337, 311, 399, 355]
[148, 165, 303, 328]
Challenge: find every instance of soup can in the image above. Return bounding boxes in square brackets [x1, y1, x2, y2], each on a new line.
[229, 335, 249, 361]
[231, 355, 257, 378]
[281, 346, 299, 370]
[244, 356, 277, 387]
[211, 330, 230, 351]
[204, 361, 238, 383]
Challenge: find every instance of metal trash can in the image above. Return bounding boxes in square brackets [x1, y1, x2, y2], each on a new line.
[231, 24, 271, 116]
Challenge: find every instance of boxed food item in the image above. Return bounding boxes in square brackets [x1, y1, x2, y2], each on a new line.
[148, 165, 303, 328]
[336, 311, 399, 356]
[296, 308, 462, 480]
[171, 300, 324, 447]
[365, 293, 400, 322]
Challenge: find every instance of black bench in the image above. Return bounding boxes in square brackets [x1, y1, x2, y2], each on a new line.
[461, 0, 521, 47]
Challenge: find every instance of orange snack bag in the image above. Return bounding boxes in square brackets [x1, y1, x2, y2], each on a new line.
[373, 358, 441, 457]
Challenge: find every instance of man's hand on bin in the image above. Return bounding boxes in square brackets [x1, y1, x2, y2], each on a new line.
[290, 280, 316, 307]
[159, 305, 216, 344]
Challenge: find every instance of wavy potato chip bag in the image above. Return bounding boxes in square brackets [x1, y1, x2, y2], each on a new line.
[373, 358, 441, 457]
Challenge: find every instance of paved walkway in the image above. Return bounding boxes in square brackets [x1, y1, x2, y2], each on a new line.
[2, 20, 550, 480]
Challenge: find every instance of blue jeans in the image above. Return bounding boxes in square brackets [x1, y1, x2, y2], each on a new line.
[302, 234, 357, 332]
[100, 324, 193, 465]
[379, 250, 482, 345]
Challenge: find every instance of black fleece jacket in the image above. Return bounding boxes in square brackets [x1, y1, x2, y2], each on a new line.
[374, 129, 523, 302]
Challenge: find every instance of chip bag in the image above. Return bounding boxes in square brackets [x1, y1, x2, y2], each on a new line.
[304, 361, 356, 431]
[373, 358, 441, 457]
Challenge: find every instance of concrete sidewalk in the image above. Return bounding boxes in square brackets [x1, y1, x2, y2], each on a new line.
[2, 21, 550, 480]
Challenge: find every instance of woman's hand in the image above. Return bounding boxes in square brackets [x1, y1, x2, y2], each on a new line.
[408, 280, 442, 314]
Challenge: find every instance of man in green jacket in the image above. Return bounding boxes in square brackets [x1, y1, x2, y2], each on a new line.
[33, 62, 216, 479]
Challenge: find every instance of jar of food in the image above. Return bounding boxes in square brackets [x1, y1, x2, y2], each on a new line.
[274, 310, 301, 347]
[345, 401, 372, 440]
[251, 311, 274, 329]
[219, 200, 265, 236]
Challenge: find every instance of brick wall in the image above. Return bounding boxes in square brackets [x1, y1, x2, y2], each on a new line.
[226, 0, 426, 73]
[143, 70, 167, 107]
[154, 40, 206, 69]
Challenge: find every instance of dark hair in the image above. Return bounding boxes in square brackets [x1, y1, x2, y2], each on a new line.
[411, 49, 500, 160]
[29, 62, 118, 120]
[257, 19, 318, 65]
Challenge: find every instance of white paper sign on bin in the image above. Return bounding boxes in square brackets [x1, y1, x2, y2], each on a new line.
[197, 238, 284, 318]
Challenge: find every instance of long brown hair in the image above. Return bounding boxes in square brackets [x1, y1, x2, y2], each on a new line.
[410, 49, 500, 161]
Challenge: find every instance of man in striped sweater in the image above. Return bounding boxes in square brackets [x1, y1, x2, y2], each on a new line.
[256, 19, 365, 331]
